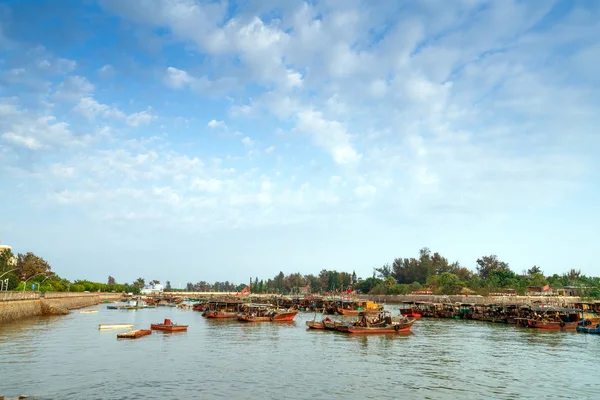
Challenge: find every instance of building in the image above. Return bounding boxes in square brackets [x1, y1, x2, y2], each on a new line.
[141, 283, 164, 295]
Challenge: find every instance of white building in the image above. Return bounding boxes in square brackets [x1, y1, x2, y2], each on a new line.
[141, 283, 164, 295]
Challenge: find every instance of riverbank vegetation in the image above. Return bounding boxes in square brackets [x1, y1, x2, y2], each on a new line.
[2, 246, 599, 299]
[182, 248, 600, 299]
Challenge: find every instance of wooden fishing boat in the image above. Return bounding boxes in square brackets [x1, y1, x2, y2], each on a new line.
[527, 320, 579, 331]
[323, 319, 345, 330]
[117, 329, 152, 339]
[150, 318, 188, 332]
[337, 300, 383, 316]
[336, 310, 415, 334]
[399, 302, 423, 318]
[306, 320, 325, 329]
[338, 318, 415, 334]
[577, 323, 600, 334]
[306, 316, 338, 329]
[527, 307, 583, 330]
[238, 305, 298, 322]
[204, 300, 245, 318]
[98, 323, 134, 330]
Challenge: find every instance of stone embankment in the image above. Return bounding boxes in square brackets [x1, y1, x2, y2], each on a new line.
[0, 292, 122, 324]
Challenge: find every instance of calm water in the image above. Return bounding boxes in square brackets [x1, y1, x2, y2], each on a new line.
[1, 304, 599, 399]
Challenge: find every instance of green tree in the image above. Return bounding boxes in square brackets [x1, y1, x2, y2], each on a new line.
[107, 276, 116, 285]
[134, 277, 145, 289]
[0, 248, 16, 272]
[476, 255, 511, 280]
[16, 252, 53, 280]
[165, 280, 172, 290]
[437, 272, 464, 295]
[528, 265, 543, 276]
[374, 264, 392, 279]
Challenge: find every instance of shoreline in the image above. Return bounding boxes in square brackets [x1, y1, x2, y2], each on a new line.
[0, 292, 122, 324]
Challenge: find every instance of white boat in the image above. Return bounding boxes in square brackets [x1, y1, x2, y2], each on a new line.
[80, 310, 99, 314]
[98, 323, 134, 330]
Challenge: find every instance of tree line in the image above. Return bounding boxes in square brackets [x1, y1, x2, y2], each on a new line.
[2, 246, 599, 298]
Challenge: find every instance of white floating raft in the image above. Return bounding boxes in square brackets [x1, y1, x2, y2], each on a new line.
[98, 323, 134, 330]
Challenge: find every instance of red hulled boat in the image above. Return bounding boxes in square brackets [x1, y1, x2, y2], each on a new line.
[150, 318, 188, 332]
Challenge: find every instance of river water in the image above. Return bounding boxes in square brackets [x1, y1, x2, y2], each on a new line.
[1, 304, 599, 399]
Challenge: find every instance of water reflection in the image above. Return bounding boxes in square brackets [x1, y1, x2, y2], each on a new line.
[1, 306, 599, 399]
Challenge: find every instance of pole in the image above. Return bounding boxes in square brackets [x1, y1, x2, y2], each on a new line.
[38, 276, 50, 292]
[22, 272, 48, 293]
[0, 268, 17, 280]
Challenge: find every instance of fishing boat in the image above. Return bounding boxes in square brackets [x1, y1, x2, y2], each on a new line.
[150, 318, 188, 332]
[526, 307, 583, 330]
[337, 300, 383, 316]
[576, 311, 600, 334]
[98, 323, 134, 330]
[527, 320, 580, 330]
[399, 301, 423, 318]
[336, 311, 415, 334]
[117, 329, 152, 339]
[80, 310, 99, 314]
[306, 316, 337, 330]
[238, 304, 298, 322]
[577, 323, 600, 334]
[203, 300, 245, 318]
[306, 319, 325, 329]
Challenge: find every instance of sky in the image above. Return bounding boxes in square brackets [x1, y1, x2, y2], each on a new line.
[0, 0, 599, 285]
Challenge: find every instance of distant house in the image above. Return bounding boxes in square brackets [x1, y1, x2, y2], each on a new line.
[554, 286, 587, 297]
[141, 283, 163, 295]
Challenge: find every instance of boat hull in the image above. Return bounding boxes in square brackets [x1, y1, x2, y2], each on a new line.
[527, 320, 579, 330]
[577, 324, 600, 334]
[205, 311, 239, 319]
[306, 320, 325, 329]
[238, 311, 298, 322]
[271, 311, 298, 321]
[150, 324, 188, 332]
[337, 319, 415, 334]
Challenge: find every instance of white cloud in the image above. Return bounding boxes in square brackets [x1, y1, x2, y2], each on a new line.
[72, 97, 155, 127]
[207, 119, 227, 129]
[53, 76, 95, 102]
[73, 97, 125, 120]
[0, 100, 88, 151]
[98, 64, 115, 77]
[230, 104, 252, 117]
[296, 110, 361, 165]
[164, 66, 195, 89]
[126, 108, 156, 127]
[1, 132, 44, 150]
[242, 136, 255, 147]
[265, 146, 275, 154]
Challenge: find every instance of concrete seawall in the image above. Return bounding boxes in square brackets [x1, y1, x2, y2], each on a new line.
[0, 292, 122, 324]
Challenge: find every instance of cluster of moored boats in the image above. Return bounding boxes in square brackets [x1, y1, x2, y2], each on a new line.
[397, 301, 600, 333]
[192, 299, 416, 334]
[196, 301, 299, 322]
[95, 296, 600, 338]
[306, 310, 415, 334]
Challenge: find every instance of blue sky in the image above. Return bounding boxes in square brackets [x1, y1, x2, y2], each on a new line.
[1, 0, 599, 285]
